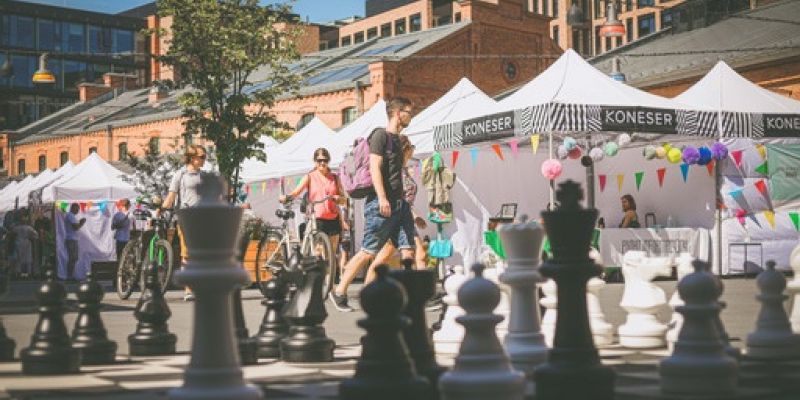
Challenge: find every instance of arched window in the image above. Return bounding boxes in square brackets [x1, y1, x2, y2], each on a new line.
[296, 113, 315, 130]
[148, 137, 160, 155]
[118, 142, 128, 161]
[89, 147, 97, 154]
[60, 151, 69, 166]
[38, 155, 46, 171]
[341, 107, 358, 126]
[17, 159, 25, 175]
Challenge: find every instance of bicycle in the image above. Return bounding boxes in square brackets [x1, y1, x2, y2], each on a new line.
[254, 196, 336, 297]
[116, 201, 175, 300]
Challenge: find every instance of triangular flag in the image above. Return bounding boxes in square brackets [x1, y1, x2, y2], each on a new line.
[261, 182, 267, 193]
[86, 201, 93, 209]
[295, 176, 302, 186]
[754, 179, 768, 196]
[680, 163, 689, 182]
[731, 150, 744, 168]
[656, 168, 666, 187]
[530, 134, 540, 155]
[491, 143, 504, 160]
[764, 210, 776, 229]
[756, 143, 767, 160]
[598, 174, 607, 192]
[508, 139, 519, 158]
[706, 160, 715, 177]
[617, 174, 625, 192]
[452, 150, 460, 168]
[789, 212, 800, 231]
[755, 161, 768, 175]
[729, 188, 744, 198]
[635, 171, 644, 191]
[469, 147, 479, 166]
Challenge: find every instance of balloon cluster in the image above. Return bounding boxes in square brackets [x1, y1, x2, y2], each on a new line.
[644, 142, 729, 165]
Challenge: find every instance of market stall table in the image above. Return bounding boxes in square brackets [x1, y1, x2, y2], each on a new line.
[598, 228, 712, 270]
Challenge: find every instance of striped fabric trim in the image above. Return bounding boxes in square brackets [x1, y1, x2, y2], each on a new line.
[721, 112, 763, 138]
[433, 121, 463, 151]
[676, 110, 717, 137]
[549, 104, 602, 132]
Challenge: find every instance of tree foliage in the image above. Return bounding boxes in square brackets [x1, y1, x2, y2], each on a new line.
[122, 145, 183, 201]
[154, 0, 302, 198]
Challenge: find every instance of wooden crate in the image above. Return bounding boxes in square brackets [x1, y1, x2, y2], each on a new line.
[242, 240, 272, 284]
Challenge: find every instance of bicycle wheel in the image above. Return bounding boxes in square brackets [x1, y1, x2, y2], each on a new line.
[255, 229, 283, 292]
[116, 241, 141, 300]
[301, 231, 334, 298]
[141, 239, 174, 295]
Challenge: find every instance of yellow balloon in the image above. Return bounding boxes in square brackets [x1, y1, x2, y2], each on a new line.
[662, 143, 672, 152]
[667, 148, 682, 164]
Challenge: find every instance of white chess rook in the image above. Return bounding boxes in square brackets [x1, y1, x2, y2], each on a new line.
[169, 176, 262, 400]
[746, 260, 800, 360]
[788, 244, 800, 333]
[433, 266, 467, 355]
[618, 251, 671, 348]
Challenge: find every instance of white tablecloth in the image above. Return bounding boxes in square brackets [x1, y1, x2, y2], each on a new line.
[598, 228, 712, 268]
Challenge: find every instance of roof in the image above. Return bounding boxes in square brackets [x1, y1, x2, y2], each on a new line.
[590, 0, 800, 88]
[117, 1, 158, 18]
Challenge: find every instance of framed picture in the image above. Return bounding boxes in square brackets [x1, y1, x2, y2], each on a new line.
[500, 203, 517, 220]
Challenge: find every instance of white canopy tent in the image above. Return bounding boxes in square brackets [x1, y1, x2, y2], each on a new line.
[43, 153, 137, 202]
[0, 176, 33, 210]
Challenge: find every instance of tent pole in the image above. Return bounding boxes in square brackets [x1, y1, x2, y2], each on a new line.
[587, 160, 595, 209]
[548, 131, 554, 207]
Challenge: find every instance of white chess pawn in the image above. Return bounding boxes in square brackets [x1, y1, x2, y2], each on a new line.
[587, 249, 613, 347]
[540, 279, 557, 346]
[482, 266, 510, 341]
[666, 253, 694, 351]
[618, 251, 672, 348]
[789, 244, 800, 333]
[434, 265, 468, 355]
[746, 261, 800, 360]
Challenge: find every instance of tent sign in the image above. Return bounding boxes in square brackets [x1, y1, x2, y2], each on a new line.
[601, 107, 677, 134]
[763, 114, 800, 137]
[461, 111, 515, 144]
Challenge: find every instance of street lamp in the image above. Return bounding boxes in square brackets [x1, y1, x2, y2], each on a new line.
[32, 53, 56, 84]
[599, 1, 625, 38]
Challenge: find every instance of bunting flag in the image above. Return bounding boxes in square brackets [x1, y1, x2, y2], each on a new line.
[755, 161, 769, 175]
[261, 182, 267, 193]
[530, 134, 540, 155]
[469, 147, 479, 166]
[635, 171, 644, 191]
[754, 179, 768, 196]
[706, 160, 715, 177]
[451, 150, 460, 168]
[617, 174, 625, 192]
[79, 202, 87, 212]
[731, 150, 744, 168]
[245, 184, 251, 194]
[98, 201, 107, 212]
[790, 212, 800, 231]
[756, 143, 767, 160]
[729, 188, 744, 198]
[58, 201, 68, 212]
[491, 143, 504, 160]
[294, 176, 302, 187]
[764, 210, 776, 229]
[598, 174, 607, 192]
[656, 168, 666, 187]
[508, 139, 520, 158]
[736, 209, 746, 225]
[86, 201, 93, 210]
[680, 163, 689, 182]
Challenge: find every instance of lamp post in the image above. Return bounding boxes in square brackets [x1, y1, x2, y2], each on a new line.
[32, 53, 56, 85]
[568, 1, 627, 57]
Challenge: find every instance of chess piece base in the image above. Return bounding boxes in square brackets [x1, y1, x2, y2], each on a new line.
[128, 333, 177, 356]
[660, 359, 738, 395]
[0, 335, 15, 361]
[439, 370, 525, 400]
[20, 346, 80, 375]
[169, 381, 263, 400]
[340, 376, 429, 400]
[238, 337, 258, 365]
[72, 339, 117, 365]
[535, 361, 615, 400]
[618, 314, 668, 349]
[253, 325, 287, 358]
[280, 327, 334, 363]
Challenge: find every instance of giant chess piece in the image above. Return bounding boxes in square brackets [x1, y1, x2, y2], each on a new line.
[390, 259, 446, 398]
[252, 274, 289, 358]
[71, 270, 117, 364]
[433, 265, 468, 354]
[128, 261, 177, 356]
[497, 217, 547, 395]
[439, 264, 525, 400]
[660, 260, 738, 395]
[482, 266, 510, 341]
[340, 265, 431, 400]
[534, 181, 614, 400]
[710, 265, 741, 360]
[0, 259, 15, 361]
[169, 175, 262, 400]
[789, 244, 800, 333]
[617, 251, 671, 348]
[20, 269, 80, 374]
[280, 248, 335, 362]
[666, 253, 694, 351]
[587, 249, 614, 347]
[233, 288, 258, 365]
[539, 279, 557, 346]
[746, 260, 800, 360]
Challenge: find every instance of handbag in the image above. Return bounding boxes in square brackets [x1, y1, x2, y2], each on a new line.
[429, 239, 453, 259]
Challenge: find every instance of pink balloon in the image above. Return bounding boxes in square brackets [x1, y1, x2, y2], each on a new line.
[541, 159, 563, 180]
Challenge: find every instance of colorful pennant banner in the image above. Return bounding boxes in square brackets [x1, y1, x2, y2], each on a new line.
[764, 210, 776, 229]
[530, 134, 540, 155]
[598, 174, 607, 192]
[452, 150, 460, 168]
[656, 168, 666, 187]
[755, 161, 769, 175]
[756, 143, 767, 160]
[491, 144, 504, 160]
[731, 150, 744, 168]
[706, 160, 715, 177]
[617, 174, 625, 192]
[508, 139, 519, 158]
[790, 212, 800, 232]
[469, 147, 479, 166]
[635, 171, 644, 191]
[754, 179, 768, 197]
[680, 163, 689, 182]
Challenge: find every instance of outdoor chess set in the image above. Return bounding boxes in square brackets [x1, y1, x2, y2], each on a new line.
[1, 178, 800, 400]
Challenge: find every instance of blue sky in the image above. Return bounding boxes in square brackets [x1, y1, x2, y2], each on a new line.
[21, 0, 364, 23]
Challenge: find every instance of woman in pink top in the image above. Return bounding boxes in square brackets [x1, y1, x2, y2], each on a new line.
[280, 148, 348, 253]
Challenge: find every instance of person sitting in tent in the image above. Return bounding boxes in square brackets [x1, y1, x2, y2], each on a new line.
[619, 194, 641, 228]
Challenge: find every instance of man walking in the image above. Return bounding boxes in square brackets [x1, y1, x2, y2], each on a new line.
[64, 203, 86, 281]
[112, 199, 132, 261]
[330, 98, 416, 312]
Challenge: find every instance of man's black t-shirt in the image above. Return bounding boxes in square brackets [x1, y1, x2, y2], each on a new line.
[368, 128, 404, 202]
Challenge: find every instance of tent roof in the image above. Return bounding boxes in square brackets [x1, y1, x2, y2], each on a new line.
[44, 153, 136, 201]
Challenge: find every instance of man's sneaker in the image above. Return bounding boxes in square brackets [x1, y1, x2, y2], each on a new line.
[329, 291, 353, 312]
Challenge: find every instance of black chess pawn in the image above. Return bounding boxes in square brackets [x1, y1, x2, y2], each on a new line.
[390, 259, 446, 399]
[252, 274, 289, 358]
[233, 288, 258, 365]
[534, 181, 615, 400]
[128, 261, 177, 356]
[0, 318, 15, 361]
[280, 249, 335, 362]
[20, 269, 80, 374]
[71, 270, 118, 364]
[340, 265, 431, 400]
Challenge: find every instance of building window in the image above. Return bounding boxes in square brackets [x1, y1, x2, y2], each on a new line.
[62, 22, 85, 52]
[367, 27, 378, 40]
[661, 10, 673, 28]
[594, 26, 602, 55]
[626, 0, 633, 12]
[354, 32, 364, 44]
[342, 107, 358, 125]
[148, 137, 160, 155]
[118, 143, 128, 161]
[638, 0, 655, 6]
[626, 18, 633, 42]
[37, 19, 63, 51]
[615, 37, 622, 47]
[112, 29, 134, 53]
[89, 147, 97, 154]
[11, 55, 36, 88]
[17, 159, 25, 175]
[552, 26, 559, 47]
[3, 15, 35, 48]
[380, 23, 392, 37]
[605, 36, 611, 51]
[638, 13, 656, 36]
[341, 35, 351, 46]
[552, 0, 559, 17]
[60, 152, 69, 166]
[503, 61, 518, 81]
[297, 113, 315, 130]
[542, 0, 549, 16]
[395, 18, 406, 35]
[63, 60, 86, 89]
[88, 25, 112, 54]
[0, 148, 4, 169]
[454, 12, 461, 23]
[38, 155, 46, 172]
[410, 13, 422, 32]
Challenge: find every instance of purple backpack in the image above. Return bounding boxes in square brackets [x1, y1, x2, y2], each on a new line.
[339, 129, 391, 199]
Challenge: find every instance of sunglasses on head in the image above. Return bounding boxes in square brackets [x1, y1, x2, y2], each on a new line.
[316, 158, 329, 163]
[194, 154, 206, 160]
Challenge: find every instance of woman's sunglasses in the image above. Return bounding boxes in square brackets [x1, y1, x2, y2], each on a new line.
[315, 159, 329, 163]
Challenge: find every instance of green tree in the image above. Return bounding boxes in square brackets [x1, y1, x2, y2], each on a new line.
[154, 0, 302, 200]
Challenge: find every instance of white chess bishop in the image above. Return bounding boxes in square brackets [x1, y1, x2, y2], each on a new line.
[618, 251, 672, 348]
